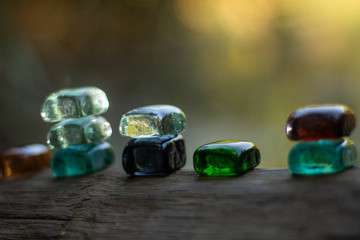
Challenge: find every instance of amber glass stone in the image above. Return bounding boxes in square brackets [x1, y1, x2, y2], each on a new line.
[0, 144, 52, 179]
[286, 104, 356, 141]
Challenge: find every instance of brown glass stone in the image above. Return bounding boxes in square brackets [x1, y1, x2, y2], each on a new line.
[286, 104, 356, 141]
[0, 144, 52, 179]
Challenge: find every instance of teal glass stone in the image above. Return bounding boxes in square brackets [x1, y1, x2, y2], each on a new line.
[47, 116, 112, 149]
[193, 140, 261, 177]
[41, 86, 109, 123]
[51, 142, 114, 178]
[119, 105, 186, 138]
[288, 138, 358, 175]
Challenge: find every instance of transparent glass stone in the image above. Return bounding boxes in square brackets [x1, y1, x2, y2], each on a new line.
[122, 135, 186, 176]
[119, 105, 186, 138]
[41, 86, 109, 122]
[47, 116, 112, 149]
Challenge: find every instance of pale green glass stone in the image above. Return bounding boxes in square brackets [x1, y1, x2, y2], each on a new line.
[47, 116, 112, 149]
[41, 86, 109, 122]
[119, 105, 186, 138]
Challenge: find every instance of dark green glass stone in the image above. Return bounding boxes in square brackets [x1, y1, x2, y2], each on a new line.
[51, 142, 114, 178]
[193, 140, 260, 177]
[122, 135, 186, 176]
[288, 138, 357, 175]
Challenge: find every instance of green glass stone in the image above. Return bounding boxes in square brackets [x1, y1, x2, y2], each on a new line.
[288, 138, 358, 175]
[51, 142, 114, 178]
[193, 140, 261, 177]
[41, 86, 109, 123]
[47, 116, 112, 149]
[119, 105, 186, 138]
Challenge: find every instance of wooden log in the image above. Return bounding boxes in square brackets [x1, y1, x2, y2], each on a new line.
[0, 167, 360, 239]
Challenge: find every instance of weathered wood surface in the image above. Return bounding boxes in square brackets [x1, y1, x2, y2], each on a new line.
[0, 167, 360, 240]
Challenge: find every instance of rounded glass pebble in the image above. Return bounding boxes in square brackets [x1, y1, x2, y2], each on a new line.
[286, 104, 356, 141]
[0, 144, 52, 178]
[51, 142, 115, 178]
[41, 86, 109, 123]
[47, 116, 112, 149]
[288, 138, 358, 175]
[122, 135, 186, 176]
[119, 105, 186, 138]
[193, 140, 261, 177]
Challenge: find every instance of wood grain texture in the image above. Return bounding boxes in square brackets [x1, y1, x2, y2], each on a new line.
[0, 167, 360, 240]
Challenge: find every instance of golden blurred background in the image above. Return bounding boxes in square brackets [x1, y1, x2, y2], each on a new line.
[1, 0, 360, 168]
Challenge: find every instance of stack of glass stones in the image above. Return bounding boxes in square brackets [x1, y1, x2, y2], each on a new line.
[41, 87, 114, 178]
[286, 104, 358, 175]
[120, 105, 186, 176]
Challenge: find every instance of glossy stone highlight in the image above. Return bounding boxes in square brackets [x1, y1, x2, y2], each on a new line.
[193, 140, 260, 177]
[47, 116, 112, 149]
[119, 105, 186, 138]
[41, 86, 109, 123]
[122, 135, 186, 176]
[288, 138, 357, 175]
[0, 144, 52, 179]
[286, 104, 356, 141]
[51, 142, 114, 178]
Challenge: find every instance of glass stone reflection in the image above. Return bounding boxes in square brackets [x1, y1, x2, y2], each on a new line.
[119, 105, 186, 138]
[288, 138, 357, 175]
[193, 140, 261, 177]
[122, 135, 186, 176]
[41, 86, 109, 123]
[47, 116, 112, 149]
[51, 142, 114, 178]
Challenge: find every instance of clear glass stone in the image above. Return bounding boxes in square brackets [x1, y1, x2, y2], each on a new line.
[41, 86, 109, 122]
[119, 105, 186, 138]
[47, 116, 112, 149]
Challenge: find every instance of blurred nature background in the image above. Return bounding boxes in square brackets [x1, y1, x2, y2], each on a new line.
[1, 0, 360, 169]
